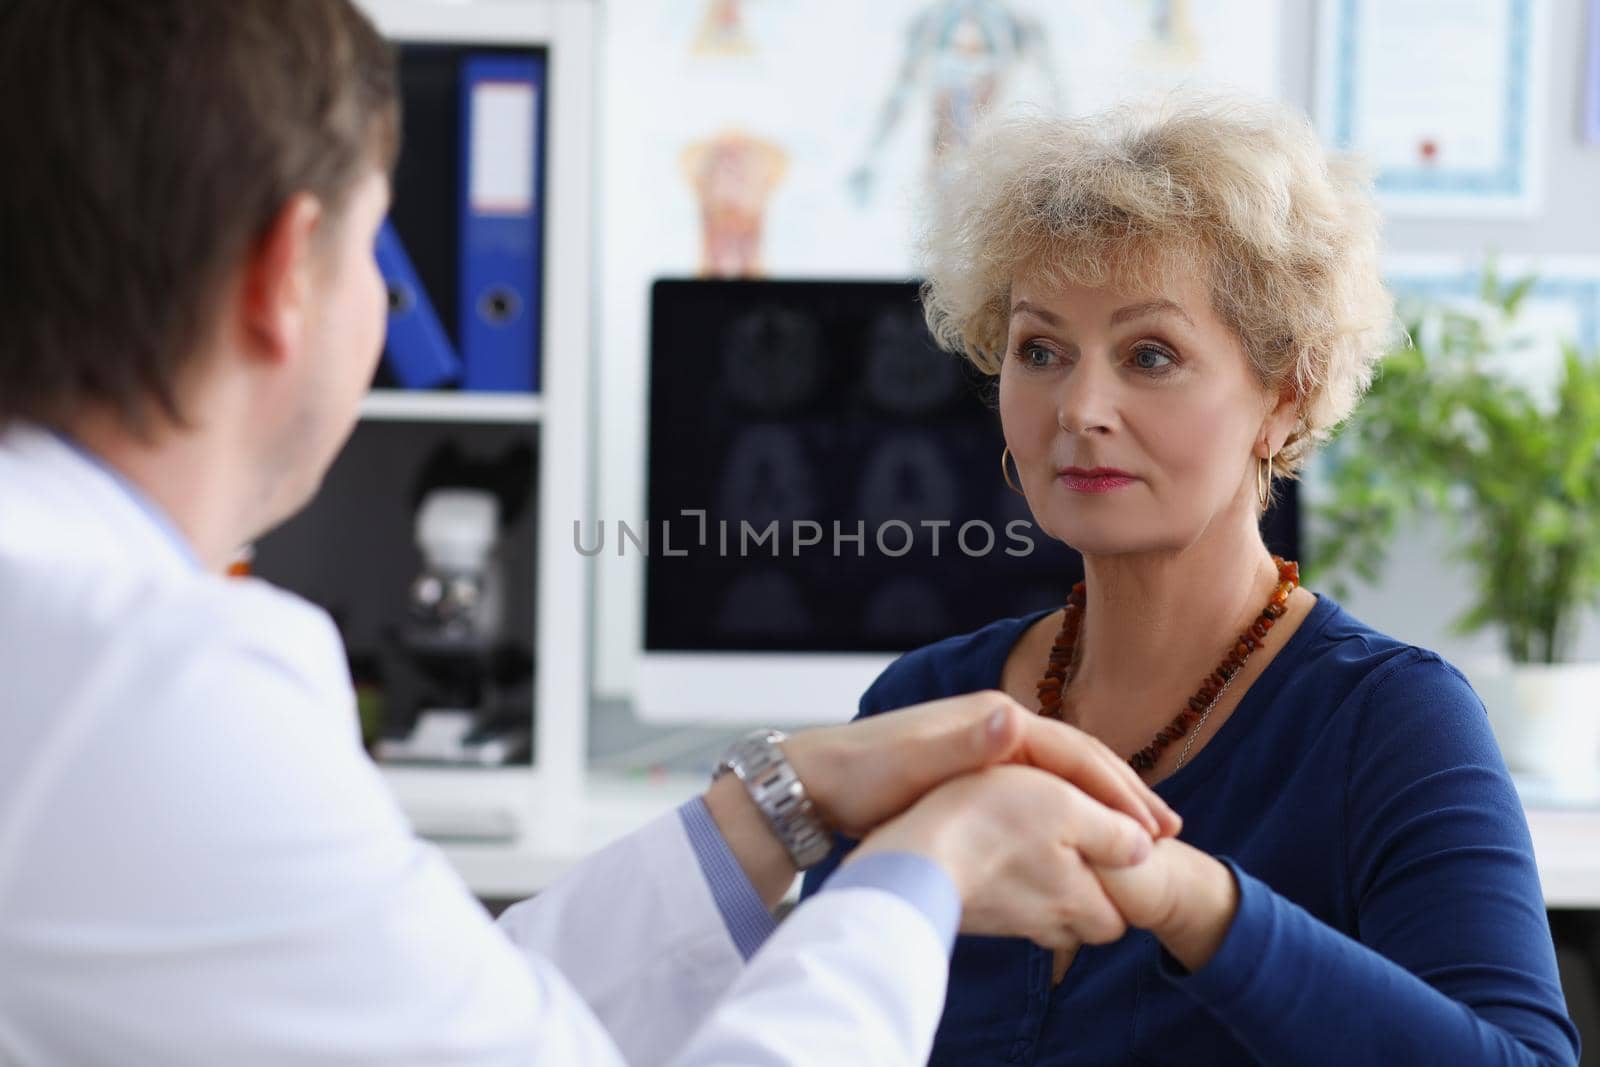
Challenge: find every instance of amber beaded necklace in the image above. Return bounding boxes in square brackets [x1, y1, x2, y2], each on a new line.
[1035, 556, 1300, 775]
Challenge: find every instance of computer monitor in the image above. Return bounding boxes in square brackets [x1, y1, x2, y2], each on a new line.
[636, 279, 1299, 723]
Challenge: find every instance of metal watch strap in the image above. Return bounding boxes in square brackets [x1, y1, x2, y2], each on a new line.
[712, 729, 833, 871]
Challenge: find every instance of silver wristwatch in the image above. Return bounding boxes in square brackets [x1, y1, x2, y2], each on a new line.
[712, 729, 833, 870]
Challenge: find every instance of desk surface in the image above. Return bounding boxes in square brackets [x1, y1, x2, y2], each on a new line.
[1526, 808, 1600, 908]
[409, 772, 1600, 908]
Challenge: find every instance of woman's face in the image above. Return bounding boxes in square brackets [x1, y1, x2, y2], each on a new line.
[998, 269, 1281, 557]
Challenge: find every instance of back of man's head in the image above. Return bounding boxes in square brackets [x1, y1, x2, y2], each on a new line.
[0, 0, 399, 437]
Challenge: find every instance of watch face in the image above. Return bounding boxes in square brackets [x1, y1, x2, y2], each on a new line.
[715, 730, 777, 781]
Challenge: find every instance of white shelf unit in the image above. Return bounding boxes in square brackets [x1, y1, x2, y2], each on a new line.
[361, 389, 545, 424]
[358, 0, 598, 873]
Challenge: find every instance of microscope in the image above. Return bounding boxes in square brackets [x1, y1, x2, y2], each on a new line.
[376, 484, 532, 766]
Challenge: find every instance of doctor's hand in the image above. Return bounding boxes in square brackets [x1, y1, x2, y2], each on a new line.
[705, 691, 1178, 910]
[845, 764, 1151, 950]
[784, 691, 1180, 841]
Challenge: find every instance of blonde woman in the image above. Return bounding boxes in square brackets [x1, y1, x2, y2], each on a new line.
[802, 96, 1579, 1066]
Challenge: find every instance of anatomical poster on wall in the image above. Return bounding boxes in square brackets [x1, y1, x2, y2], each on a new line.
[604, 0, 1281, 284]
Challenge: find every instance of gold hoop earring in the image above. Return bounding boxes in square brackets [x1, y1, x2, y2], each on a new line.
[1257, 451, 1274, 510]
[1001, 446, 1025, 496]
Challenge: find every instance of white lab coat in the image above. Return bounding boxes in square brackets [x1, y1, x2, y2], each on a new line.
[0, 425, 948, 1065]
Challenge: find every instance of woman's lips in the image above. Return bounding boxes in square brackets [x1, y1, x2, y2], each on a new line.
[1058, 469, 1137, 493]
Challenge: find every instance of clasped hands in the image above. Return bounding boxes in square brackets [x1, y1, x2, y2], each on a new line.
[755, 692, 1239, 972]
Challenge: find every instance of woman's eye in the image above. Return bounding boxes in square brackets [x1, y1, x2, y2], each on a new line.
[1132, 344, 1175, 372]
[1019, 343, 1056, 368]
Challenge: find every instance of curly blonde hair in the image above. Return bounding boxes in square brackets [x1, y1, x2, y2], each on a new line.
[920, 94, 1396, 476]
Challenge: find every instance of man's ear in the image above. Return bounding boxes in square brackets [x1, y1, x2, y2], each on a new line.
[239, 193, 324, 366]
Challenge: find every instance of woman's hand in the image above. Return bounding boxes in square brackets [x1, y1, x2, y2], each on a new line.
[847, 764, 1152, 950]
[1091, 838, 1241, 972]
[783, 691, 1181, 841]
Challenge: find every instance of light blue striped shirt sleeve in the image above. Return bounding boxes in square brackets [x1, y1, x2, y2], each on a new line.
[678, 798, 962, 959]
[678, 797, 778, 960]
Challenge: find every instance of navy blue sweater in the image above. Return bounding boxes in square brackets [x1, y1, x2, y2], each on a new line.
[801, 596, 1579, 1066]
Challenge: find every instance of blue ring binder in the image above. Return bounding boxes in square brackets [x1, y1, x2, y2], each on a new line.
[375, 219, 462, 389]
[459, 54, 545, 394]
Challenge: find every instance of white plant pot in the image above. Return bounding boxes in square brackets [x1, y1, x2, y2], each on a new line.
[1481, 662, 1600, 786]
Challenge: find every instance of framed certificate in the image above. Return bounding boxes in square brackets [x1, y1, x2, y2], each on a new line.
[1317, 0, 1549, 216]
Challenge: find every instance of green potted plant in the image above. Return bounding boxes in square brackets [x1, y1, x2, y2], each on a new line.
[1311, 267, 1600, 783]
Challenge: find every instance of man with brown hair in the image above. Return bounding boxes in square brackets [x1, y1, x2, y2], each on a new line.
[0, 2, 1177, 1063]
